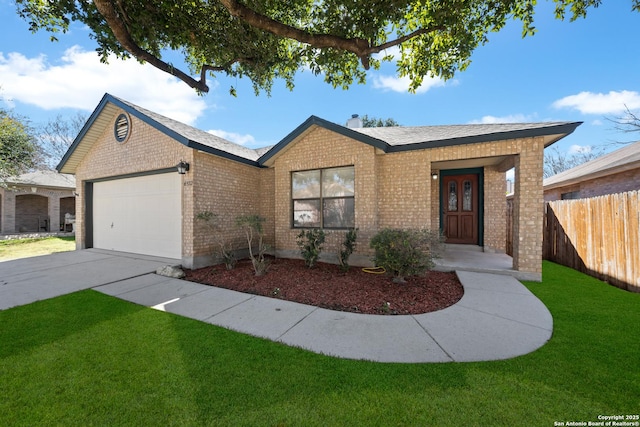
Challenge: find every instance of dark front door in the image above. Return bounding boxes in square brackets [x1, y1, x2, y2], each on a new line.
[443, 174, 479, 244]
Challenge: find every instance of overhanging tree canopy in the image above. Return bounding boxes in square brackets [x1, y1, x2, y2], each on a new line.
[15, 0, 640, 94]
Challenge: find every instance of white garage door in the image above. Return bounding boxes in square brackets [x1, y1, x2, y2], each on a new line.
[93, 173, 182, 259]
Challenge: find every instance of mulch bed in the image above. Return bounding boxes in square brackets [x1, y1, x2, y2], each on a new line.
[184, 257, 464, 315]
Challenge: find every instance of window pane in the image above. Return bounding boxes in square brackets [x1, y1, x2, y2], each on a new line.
[293, 200, 321, 227]
[463, 180, 472, 211]
[323, 198, 355, 228]
[322, 167, 354, 197]
[448, 181, 458, 211]
[292, 170, 320, 199]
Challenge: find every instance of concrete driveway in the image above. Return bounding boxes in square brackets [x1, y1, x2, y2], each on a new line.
[0, 249, 179, 311]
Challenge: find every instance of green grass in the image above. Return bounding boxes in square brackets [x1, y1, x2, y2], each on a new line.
[1, 261, 638, 426]
[0, 236, 75, 261]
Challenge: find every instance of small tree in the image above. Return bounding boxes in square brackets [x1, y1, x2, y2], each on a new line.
[370, 228, 444, 284]
[0, 108, 42, 185]
[296, 228, 325, 268]
[338, 228, 358, 272]
[361, 115, 400, 128]
[235, 215, 270, 276]
[195, 211, 236, 270]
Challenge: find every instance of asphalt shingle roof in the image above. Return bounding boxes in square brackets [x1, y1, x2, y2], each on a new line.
[353, 122, 577, 147]
[5, 170, 75, 188]
[57, 94, 581, 173]
[115, 97, 263, 163]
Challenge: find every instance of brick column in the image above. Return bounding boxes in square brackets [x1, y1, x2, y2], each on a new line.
[512, 141, 544, 281]
[49, 195, 61, 232]
[1, 190, 16, 233]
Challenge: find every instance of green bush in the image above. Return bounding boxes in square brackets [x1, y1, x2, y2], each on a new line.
[369, 228, 444, 283]
[296, 228, 325, 268]
[338, 228, 358, 272]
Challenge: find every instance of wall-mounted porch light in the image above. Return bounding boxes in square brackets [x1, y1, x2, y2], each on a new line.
[177, 160, 190, 174]
[431, 171, 438, 180]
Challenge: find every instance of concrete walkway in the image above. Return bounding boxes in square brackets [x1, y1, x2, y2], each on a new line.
[1, 250, 553, 363]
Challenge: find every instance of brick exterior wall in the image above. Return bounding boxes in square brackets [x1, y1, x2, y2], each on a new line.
[72, 112, 548, 279]
[187, 151, 263, 268]
[544, 168, 640, 202]
[272, 127, 378, 262]
[268, 126, 542, 277]
[483, 166, 507, 252]
[0, 187, 75, 233]
[14, 194, 48, 232]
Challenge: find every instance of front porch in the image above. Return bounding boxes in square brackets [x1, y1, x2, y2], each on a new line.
[433, 244, 537, 282]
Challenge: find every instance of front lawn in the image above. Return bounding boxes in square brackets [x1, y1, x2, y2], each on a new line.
[1, 261, 638, 426]
[0, 236, 75, 261]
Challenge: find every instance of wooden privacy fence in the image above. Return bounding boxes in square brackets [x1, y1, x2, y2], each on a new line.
[543, 190, 640, 292]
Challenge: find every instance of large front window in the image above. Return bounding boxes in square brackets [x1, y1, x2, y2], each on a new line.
[292, 166, 355, 228]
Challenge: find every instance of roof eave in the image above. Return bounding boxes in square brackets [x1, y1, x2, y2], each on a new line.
[387, 122, 583, 152]
[57, 93, 262, 173]
[56, 93, 114, 174]
[187, 140, 261, 167]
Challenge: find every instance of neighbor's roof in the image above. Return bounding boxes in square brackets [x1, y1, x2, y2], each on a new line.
[544, 140, 640, 190]
[258, 115, 581, 166]
[57, 93, 266, 173]
[5, 170, 76, 189]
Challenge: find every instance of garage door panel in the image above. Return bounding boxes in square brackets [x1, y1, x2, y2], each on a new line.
[93, 173, 181, 259]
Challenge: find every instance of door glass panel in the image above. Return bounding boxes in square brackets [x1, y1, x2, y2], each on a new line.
[463, 180, 472, 211]
[448, 181, 458, 211]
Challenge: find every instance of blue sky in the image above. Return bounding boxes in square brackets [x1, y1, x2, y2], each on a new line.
[1, 0, 639, 157]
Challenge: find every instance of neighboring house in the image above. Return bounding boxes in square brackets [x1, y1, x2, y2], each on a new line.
[57, 93, 580, 281]
[1, 171, 76, 234]
[544, 140, 640, 201]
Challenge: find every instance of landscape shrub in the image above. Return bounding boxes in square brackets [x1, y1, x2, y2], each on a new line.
[369, 228, 444, 283]
[338, 228, 358, 272]
[296, 228, 325, 268]
[235, 215, 270, 276]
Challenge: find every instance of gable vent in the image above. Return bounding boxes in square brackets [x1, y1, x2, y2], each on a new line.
[114, 113, 131, 143]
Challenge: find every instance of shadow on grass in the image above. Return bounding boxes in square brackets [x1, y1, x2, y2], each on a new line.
[0, 290, 145, 359]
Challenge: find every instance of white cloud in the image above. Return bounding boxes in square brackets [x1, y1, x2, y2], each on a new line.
[468, 113, 536, 124]
[552, 90, 640, 115]
[568, 144, 592, 154]
[207, 129, 256, 146]
[0, 46, 208, 125]
[372, 74, 445, 94]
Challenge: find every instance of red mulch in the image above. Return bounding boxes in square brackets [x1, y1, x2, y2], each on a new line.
[184, 258, 463, 315]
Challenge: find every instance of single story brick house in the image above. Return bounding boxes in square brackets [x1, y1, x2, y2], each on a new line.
[544, 140, 640, 201]
[57, 93, 580, 281]
[1, 171, 76, 234]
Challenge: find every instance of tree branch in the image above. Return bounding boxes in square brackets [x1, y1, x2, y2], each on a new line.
[369, 26, 446, 54]
[217, 0, 445, 69]
[93, 0, 213, 92]
[218, 0, 372, 67]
